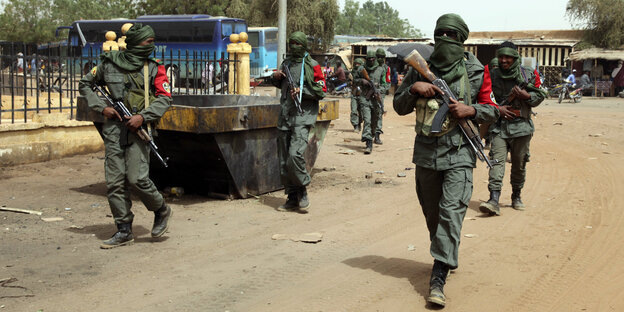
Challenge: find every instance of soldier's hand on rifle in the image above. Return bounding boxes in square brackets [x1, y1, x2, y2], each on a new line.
[124, 114, 144, 132]
[289, 87, 300, 100]
[448, 97, 476, 119]
[409, 81, 442, 98]
[511, 85, 531, 100]
[498, 105, 517, 120]
[272, 70, 285, 80]
[102, 106, 122, 121]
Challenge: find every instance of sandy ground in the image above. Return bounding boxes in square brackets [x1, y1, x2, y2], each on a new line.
[1, 95, 624, 312]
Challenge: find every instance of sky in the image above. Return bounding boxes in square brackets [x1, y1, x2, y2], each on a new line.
[337, 0, 577, 37]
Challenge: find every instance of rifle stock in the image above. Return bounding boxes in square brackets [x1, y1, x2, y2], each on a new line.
[401, 49, 494, 168]
[360, 68, 383, 109]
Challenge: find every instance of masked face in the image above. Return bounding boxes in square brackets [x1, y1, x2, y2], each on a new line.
[289, 41, 306, 58]
[366, 57, 376, 67]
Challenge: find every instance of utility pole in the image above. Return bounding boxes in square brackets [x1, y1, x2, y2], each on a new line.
[277, 0, 287, 98]
[277, 0, 287, 70]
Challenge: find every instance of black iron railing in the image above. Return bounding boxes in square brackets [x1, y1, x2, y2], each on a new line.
[0, 42, 238, 124]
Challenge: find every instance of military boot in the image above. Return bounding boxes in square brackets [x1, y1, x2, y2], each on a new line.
[353, 124, 361, 132]
[151, 203, 173, 238]
[479, 190, 501, 216]
[278, 193, 299, 211]
[511, 188, 525, 211]
[427, 260, 450, 307]
[298, 187, 310, 211]
[374, 133, 383, 145]
[100, 222, 134, 249]
[364, 140, 373, 154]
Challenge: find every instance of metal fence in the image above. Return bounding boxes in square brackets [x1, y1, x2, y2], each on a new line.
[0, 42, 238, 124]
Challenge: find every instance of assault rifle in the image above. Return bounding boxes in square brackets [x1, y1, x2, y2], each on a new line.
[360, 68, 384, 112]
[93, 84, 169, 168]
[399, 49, 494, 168]
[282, 64, 304, 115]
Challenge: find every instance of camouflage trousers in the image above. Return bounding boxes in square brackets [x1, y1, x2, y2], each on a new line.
[416, 165, 473, 269]
[102, 121, 164, 224]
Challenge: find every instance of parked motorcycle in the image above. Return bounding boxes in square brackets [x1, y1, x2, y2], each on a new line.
[327, 77, 351, 97]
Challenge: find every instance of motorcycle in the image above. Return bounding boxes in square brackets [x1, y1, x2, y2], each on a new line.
[327, 76, 351, 97]
[558, 81, 582, 103]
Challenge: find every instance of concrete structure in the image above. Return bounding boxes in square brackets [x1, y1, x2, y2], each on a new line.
[0, 113, 103, 166]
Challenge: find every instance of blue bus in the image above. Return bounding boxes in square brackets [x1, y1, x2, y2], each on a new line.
[247, 27, 278, 79]
[56, 15, 247, 85]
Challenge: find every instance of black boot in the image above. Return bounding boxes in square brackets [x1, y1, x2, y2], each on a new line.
[512, 188, 525, 211]
[278, 192, 299, 211]
[427, 260, 450, 307]
[298, 187, 310, 211]
[479, 190, 501, 216]
[374, 133, 383, 145]
[353, 124, 360, 132]
[364, 140, 373, 154]
[101, 222, 134, 249]
[151, 203, 173, 238]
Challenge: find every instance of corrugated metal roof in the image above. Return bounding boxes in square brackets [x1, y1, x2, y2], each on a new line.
[568, 48, 624, 61]
[464, 38, 578, 47]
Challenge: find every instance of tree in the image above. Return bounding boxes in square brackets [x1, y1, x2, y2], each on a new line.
[0, 0, 139, 43]
[566, 0, 624, 49]
[335, 0, 422, 38]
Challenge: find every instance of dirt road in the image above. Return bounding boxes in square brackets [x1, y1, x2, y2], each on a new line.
[2, 96, 624, 312]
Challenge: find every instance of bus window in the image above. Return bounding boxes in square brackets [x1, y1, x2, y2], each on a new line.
[222, 22, 247, 39]
[247, 32, 260, 48]
[265, 30, 278, 45]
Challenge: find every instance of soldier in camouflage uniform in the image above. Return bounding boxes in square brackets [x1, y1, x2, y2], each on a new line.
[267, 31, 326, 212]
[479, 41, 546, 216]
[355, 50, 388, 154]
[375, 48, 391, 144]
[79, 24, 173, 249]
[350, 58, 365, 132]
[393, 14, 499, 307]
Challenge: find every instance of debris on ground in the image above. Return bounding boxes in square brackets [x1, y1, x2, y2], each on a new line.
[271, 232, 323, 243]
[0, 207, 42, 216]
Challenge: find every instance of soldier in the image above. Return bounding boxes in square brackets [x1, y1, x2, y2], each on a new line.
[393, 14, 499, 307]
[479, 41, 546, 215]
[350, 57, 365, 132]
[78, 24, 173, 249]
[375, 48, 391, 145]
[268, 31, 326, 212]
[356, 50, 387, 154]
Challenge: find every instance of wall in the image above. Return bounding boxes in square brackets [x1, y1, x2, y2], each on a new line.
[0, 113, 103, 166]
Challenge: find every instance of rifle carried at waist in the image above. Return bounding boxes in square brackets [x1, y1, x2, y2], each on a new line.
[499, 81, 529, 118]
[360, 68, 384, 111]
[93, 84, 169, 168]
[282, 64, 304, 115]
[401, 49, 494, 168]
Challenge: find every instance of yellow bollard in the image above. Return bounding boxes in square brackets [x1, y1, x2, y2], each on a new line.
[102, 31, 119, 52]
[236, 32, 252, 95]
[227, 34, 241, 94]
[117, 23, 133, 51]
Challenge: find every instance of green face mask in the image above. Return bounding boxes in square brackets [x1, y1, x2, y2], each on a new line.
[289, 44, 306, 58]
[128, 43, 155, 59]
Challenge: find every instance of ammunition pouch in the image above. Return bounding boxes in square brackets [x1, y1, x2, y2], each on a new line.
[414, 97, 456, 137]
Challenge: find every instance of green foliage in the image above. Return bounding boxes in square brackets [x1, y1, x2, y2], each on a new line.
[0, 0, 339, 51]
[0, 0, 139, 43]
[566, 0, 624, 49]
[335, 0, 422, 38]
[225, 0, 339, 52]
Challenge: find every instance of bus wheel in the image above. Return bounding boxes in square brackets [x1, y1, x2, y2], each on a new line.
[166, 66, 179, 89]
